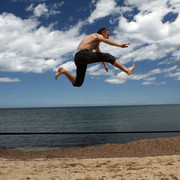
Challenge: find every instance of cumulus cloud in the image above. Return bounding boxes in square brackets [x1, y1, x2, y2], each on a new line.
[88, 0, 117, 23]
[87, 0, 180, 74]
[59, 61, 76, 73]
[91, 0, 178, 86]
[0, 13, 84, 73]
[1, 0, 180, 86]
[26, 2, 64, 18]
[87, 64, 114, 77]
[118, 12, 170, 42]
[33, 3, 48, 17]
[105, 66, 178, 85]
[113, 0, 180, 63]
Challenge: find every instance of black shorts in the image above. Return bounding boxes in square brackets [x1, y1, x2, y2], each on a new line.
[73, 49, 116, 87]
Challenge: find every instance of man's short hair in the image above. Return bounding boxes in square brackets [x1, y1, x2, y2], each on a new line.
[97, 27, 108, 34]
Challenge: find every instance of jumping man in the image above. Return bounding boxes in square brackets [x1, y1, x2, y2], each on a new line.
[55, 28, 135, 87]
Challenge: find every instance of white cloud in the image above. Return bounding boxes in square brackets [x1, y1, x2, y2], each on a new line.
[1, 0, 180, 86]
[166, 66, 180, 80]
[125, 0, 169, 14]
[91, 0, 179, 71]
[88, 0, 117, 23]
[0, 77, 20, 82]
[59, 61, 76, 73]
[105, 66, 178, 85]
[118, 11, 170, 42]
[105, 72, 129, 84]
[0, 13, 84, 73]
[34, 3, 48, 17]
[104, 0, 180, 77]
[26, 4, 34, 12]
[26, 2, 64, 18]
[142, 81, 155, 86]
[87, 64, 114, 76]
[87, 64, 101, 75]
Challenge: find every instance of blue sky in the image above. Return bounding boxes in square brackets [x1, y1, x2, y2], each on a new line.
[0, 0, 180, 108]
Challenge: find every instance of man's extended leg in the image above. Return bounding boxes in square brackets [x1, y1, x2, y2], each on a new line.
[113, 60, 135, 75]
[83, 51, 135, 75]
[55, 67, 76, 84]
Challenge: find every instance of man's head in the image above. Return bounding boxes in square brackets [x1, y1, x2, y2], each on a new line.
[97, 27, 109, 39]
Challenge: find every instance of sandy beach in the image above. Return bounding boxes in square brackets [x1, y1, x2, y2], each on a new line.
[1, 155, 180, 180]
[0, 136, 180, 180]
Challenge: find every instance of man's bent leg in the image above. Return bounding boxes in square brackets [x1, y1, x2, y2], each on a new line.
[113, 60, 135, 75]
[85, 52, 135, 75]
[55, 67, 76, 84]
[73, 65, 87, 87]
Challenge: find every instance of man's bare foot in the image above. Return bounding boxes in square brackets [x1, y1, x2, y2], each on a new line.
[127, 64, 135, 75]
[55, 66, 64, 80]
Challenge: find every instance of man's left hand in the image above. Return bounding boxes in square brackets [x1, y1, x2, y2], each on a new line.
[121, 43, 130, 48]
[104, 65, 108, 72]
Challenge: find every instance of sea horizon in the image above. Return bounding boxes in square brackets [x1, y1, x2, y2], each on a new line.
[0, 103, 180, 110]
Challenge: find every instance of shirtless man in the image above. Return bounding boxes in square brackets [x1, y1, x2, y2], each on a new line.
[55, 28, 135, 87]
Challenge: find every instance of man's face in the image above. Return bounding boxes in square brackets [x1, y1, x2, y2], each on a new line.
[102, 30, 109, 39]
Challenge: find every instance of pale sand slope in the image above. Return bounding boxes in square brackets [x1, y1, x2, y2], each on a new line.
[0, 155, 180, 180]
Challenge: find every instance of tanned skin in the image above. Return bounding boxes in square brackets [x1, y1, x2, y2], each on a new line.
[55, 30, 135, 84]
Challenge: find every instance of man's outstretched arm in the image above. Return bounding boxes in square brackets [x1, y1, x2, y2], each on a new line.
[96, 34, 130, 48]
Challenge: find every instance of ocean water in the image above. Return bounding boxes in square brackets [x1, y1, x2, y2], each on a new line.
[0, 104, 180, 151]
